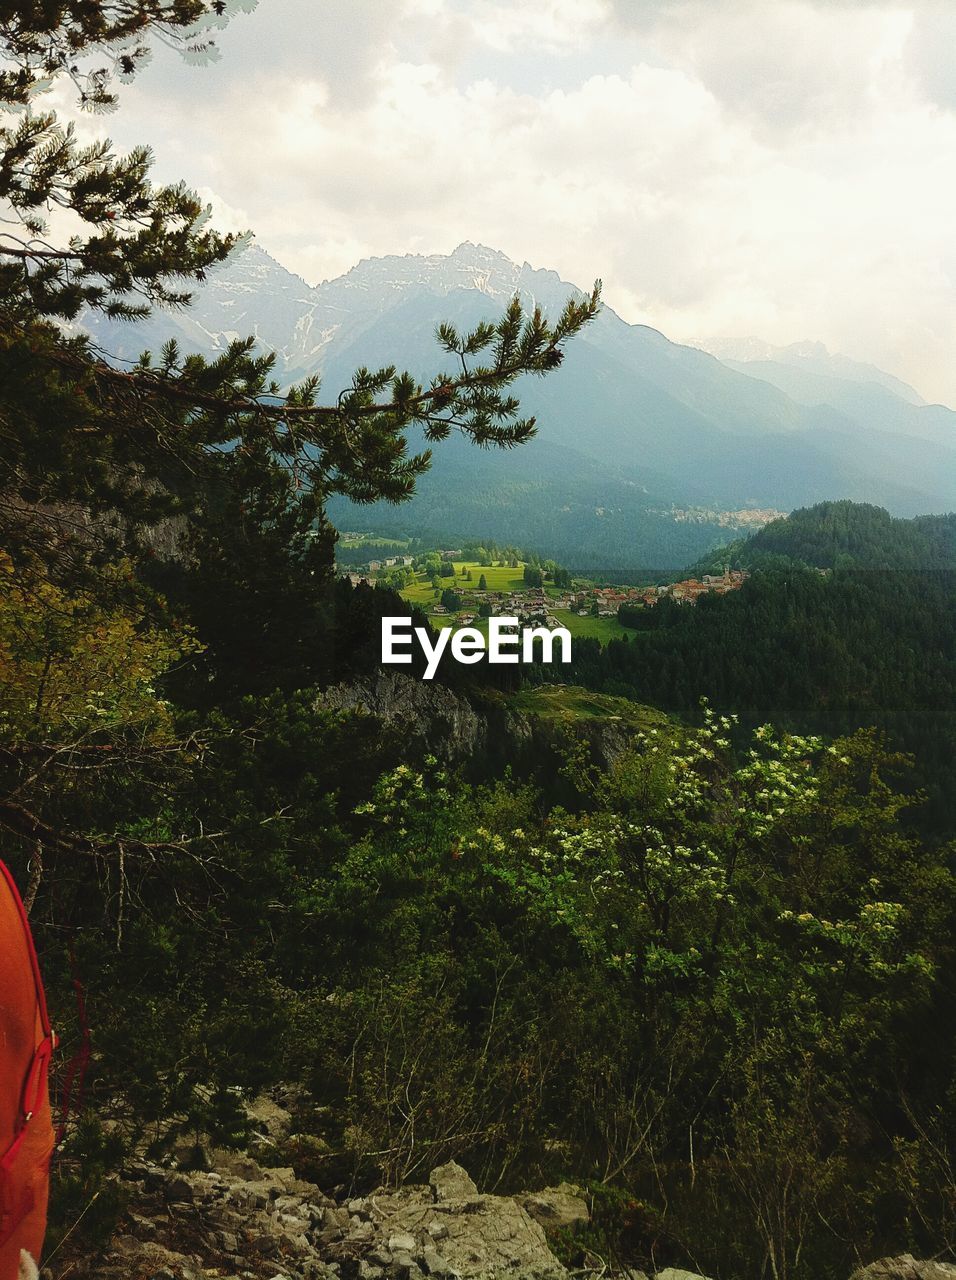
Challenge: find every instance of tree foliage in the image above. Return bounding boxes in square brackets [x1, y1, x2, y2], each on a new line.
[1, 1, 599, 574]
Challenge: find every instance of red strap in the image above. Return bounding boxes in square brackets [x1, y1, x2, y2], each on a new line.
[0, 1035, 53, 1175]
[0, 861, 55, 1245]
[0, 861, 51, 1041]
[0, 860, 92, 1150]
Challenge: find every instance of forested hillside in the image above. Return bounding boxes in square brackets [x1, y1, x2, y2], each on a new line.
[568, 504, 956, 829]
[2, 9, 956, 1280]
[692, 501, 956, 572]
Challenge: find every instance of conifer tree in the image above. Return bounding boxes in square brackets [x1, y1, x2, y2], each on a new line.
[0, 1, 599, 863]
[0, 1, 600, 577]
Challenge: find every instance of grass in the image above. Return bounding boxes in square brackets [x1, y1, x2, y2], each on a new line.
[401, 561, 528, 606]
[510, 685, 673, 728]
[551, 608, 631, 643]
[398, 562, 632, 648]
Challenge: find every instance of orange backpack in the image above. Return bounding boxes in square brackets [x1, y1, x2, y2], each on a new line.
[0, 860, 54, 1277]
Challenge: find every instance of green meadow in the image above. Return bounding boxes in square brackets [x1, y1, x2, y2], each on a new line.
[400, 560, 529, 605]
[551, 608, 631, 643]
[396, 561, 632, 647]
[509, 685, 672, 728]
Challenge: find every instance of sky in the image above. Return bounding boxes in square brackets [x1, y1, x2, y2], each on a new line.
[55, 0, 956, 405]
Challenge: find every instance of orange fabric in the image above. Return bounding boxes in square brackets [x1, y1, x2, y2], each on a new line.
[0, 865, 53, 1280]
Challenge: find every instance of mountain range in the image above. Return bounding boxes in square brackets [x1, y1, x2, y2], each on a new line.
[77, 242, 956, 567]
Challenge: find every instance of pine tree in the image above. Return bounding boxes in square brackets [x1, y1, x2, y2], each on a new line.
[1, 2, 599, 581]
[0, 3, 599, 875]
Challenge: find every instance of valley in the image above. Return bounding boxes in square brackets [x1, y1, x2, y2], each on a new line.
[76, 241, 956, 567]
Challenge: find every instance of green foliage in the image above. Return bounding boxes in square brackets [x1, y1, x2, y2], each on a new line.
[46, 1113, 131, 1260]
[2, 16, 954, 1280]
[693, 501, 956, 574]
[563, 565, 956, 830]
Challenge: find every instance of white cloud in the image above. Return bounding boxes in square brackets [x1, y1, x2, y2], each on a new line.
[42, 0, 956, 405]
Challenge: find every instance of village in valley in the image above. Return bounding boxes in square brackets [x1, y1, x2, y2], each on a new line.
[338, 535, 750, 640]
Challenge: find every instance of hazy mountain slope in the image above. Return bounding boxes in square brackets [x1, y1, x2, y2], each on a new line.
[707, 337, 926, 405]
[76, 241, 956, 563]
[721, 357, 956, 450]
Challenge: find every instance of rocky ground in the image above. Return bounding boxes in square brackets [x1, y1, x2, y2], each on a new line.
[44, 1094, 956, 1280]
[52, 1154, 590, 1280]
[48, 1149, 956, 1280]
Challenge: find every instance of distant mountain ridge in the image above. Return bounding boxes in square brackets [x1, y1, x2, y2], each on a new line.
[77, 241, 956, 567]
[702, 337, 927, 406]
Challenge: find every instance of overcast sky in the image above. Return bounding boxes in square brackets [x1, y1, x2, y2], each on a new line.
[61, 0, 956, 405]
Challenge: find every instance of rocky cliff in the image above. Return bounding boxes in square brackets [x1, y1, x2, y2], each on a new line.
[318, 671, 642, 780]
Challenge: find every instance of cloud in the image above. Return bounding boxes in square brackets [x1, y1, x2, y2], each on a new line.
[602, 0, 915, 137]
[45, 0, 956, 405]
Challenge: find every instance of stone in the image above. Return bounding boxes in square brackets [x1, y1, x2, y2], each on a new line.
[428, 1162, 479, 1204]
[520, 1184, 589, 1233]
[367, 1186, 567, 1278]
[210, 1150, 269, 1181]
[388, 1232, 418, 1253]
[347, 1220, 376, 1244]
[851, 1259, 956, 1280]
[421, 1245, 461, 1278]
[657, 1270, 713, 1280]
[245, 1094, 293, 1141]
[390, 1254, 424, 1280]
[165, 1173, 195, 1204]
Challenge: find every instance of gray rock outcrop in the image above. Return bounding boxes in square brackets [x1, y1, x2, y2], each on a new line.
[519, 1184, 589, 1234]
[320, 671, 490, 762]
[67, 1155, 575, 1280]
[851, 1257, 956, 1280]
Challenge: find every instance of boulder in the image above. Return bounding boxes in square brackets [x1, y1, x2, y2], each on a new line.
[357, 1166, 568, 1279]
[520, 1184, 589, 1233]
[851, 1258, 956, 1280]
[429, 1162, 479, 1204]
[246, 1094, 294, 1140]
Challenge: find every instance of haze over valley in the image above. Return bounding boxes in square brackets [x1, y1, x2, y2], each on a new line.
[80, 240, 956, 566]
